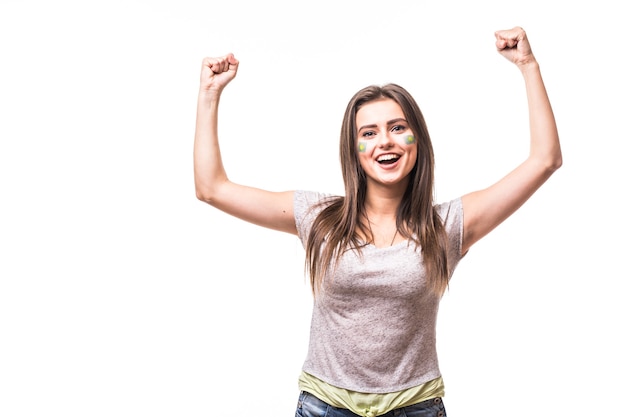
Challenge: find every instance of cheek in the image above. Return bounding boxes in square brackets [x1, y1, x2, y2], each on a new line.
[358, 142, 367, 153]
[357, 146, 371, 171]
[404, 135, 416, 145]
[410, 145, 419, 168]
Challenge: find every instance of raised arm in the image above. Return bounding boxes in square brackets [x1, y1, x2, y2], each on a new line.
[461, 27, 562, 253]
[193, 54, 297, 234]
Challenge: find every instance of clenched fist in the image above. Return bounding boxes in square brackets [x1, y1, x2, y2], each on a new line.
[495, 27, 536, 67]
[199, 53, 239, 94]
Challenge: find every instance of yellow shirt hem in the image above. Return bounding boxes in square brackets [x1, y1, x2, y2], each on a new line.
[298, 371, 445, 417]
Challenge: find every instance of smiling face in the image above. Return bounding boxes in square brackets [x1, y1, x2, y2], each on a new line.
[355, 98, 418, 189]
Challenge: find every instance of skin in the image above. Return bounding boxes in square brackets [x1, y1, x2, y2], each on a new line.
[356, 99, 418, 192]
[193, 26, 562, 255]
[354, 99, 418, 244]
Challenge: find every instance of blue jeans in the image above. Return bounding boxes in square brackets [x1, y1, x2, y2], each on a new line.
[295, 391, 447, 417]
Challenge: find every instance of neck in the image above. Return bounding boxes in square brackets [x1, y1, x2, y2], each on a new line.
[364, 178, 407, 214]
[362, 195, 402, 248]
[364, 194, 402, 219]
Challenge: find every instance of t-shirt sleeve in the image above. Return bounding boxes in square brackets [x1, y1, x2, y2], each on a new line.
[436, 197, 465, 275]
[293, 190, 336, 247]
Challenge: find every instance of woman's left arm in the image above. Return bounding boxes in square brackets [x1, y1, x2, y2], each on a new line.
[461, 27, 563, 254]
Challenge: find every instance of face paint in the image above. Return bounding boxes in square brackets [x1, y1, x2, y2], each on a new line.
[358, 142, 367, 152]
[405, 135, 416, 145]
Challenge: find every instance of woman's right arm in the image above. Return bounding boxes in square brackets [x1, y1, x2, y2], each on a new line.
[193, 54, 297, 234]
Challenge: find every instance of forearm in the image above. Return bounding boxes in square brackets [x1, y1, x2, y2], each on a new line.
[520, 61, 563, 172]
[194, 91, 228, 203]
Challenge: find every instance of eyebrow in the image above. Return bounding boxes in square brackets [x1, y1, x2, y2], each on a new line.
[357, 118, 407, 133]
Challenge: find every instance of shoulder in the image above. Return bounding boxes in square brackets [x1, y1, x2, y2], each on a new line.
[435, 197, 463, 222]
[293, 190, 341, 239]
[435, 197, 465, 260]
[434, 197, 464, 240]
[294, 190, 340, 214]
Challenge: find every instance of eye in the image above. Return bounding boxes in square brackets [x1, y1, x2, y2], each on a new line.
[362, 131, 375, 138]
[391, 125, 407, 133]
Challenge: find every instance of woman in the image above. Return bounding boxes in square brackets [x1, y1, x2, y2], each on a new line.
[193, 26, 561, 417]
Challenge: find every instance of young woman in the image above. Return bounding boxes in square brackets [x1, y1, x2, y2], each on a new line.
[193, 26, 561, 417]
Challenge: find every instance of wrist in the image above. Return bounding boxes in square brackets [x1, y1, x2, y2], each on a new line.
[198, 88, 222, 104]
[517, 57, 540, 75]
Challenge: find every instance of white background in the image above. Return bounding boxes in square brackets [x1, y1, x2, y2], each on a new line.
[1, 1, 624, 416]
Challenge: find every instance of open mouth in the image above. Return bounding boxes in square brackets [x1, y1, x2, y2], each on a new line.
[376, 154, 400, 165]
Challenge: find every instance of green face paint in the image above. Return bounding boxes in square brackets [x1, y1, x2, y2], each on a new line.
[358, 142, 367, 152]
[405, 135, 416, 145]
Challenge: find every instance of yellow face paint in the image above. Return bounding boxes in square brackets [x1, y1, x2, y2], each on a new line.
[405, 135, 416, 145]
[358, 142, 367, 152]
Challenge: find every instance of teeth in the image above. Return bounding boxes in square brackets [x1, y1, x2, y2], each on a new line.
[377, 154, 399, 162]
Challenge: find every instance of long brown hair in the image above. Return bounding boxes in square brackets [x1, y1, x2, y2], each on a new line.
[305, 83, 450, 296]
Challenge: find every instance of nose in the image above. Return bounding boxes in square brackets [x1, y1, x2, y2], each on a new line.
[378, 131, 393, 148]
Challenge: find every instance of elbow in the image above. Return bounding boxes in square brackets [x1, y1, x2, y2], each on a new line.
[534, 144, 563, 175]
[550, 149, 563, 172]
[194, 181, 216, 205]
[195, 176, 228, 206]
[195, 187, 218, 205]
[528, 150, 562, 180]
[542, 157, 562, 179]
[195, 189, 210, 204]
[545, 156, 562, 174]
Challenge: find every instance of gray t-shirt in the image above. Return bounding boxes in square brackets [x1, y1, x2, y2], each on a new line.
[294, 190, 464, 393]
